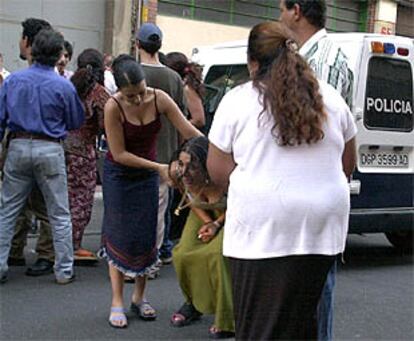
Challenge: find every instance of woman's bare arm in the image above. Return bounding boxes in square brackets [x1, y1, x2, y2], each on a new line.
[207, 143, 236, 193]
[342, 137, 357, 180]
[157, 90, 203, 140]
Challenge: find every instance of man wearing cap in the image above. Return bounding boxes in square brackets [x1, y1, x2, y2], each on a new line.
[136, 23, 187, 276]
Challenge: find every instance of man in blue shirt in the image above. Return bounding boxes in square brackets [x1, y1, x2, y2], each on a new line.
[0, 29, 85, 284]
[6, 17, 57, 277]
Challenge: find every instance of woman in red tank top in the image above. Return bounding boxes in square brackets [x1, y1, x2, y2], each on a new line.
[100, 54, 201, 329]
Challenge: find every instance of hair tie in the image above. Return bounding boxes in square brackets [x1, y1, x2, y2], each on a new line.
[184, 66, 190, 73]
[86, 64, 93, 71]
[285, 39, 298, 53]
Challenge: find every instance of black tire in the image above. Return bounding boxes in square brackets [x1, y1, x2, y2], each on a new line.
[385, 231, 413, 252]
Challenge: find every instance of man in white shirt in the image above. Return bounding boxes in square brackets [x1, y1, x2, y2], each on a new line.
[279, 1, 354, 340]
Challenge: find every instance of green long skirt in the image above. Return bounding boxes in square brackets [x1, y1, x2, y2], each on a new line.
[172, 211, 235, 332]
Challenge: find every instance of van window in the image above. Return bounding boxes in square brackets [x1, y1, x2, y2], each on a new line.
[205, 64, 249, 92]
[364, 57, 413, 132]
[202, 64, 249, 133]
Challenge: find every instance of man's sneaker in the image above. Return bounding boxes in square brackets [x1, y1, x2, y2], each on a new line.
[0, 271, 8, 284]
[147, 266, 160, 280]
[160, 256, 173, 265]
[55, 274, 75, 285]
[25, 259, 54, 276]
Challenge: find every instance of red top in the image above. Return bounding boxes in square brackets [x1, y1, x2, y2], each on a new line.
[107, 92, 161, 162]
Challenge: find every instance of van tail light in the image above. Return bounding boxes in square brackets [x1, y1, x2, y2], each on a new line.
[383, 43, 395, 54]
[397, 48, 409, 56]
[371, 41, 384, 53]
[371, 42, 397, 55]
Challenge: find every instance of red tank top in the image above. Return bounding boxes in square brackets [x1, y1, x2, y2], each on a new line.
[106, 90, 161, 162]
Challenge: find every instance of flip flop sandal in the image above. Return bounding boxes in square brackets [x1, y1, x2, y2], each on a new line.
[108, 307, 128, 329]
[170, 303, 202, 327]
[130, 301, 157, 321]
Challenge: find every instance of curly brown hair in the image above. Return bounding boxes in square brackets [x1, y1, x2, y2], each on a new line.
[248, 21, 326, 146]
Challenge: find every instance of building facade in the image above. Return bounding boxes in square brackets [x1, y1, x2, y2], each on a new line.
[146, 0, 414, 56]
[0, 0, 412, 72]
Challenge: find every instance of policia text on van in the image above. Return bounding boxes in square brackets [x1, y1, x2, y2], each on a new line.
[193, 33, 414, 251]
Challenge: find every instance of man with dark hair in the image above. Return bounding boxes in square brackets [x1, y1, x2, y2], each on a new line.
[56, 40, 74, 79]
[6, 18, 57, 278]
[19, 18, 52, 61]
[280, 1, 354, 340]
[136, 23, 187, 276]
[0, 29, 85, 285]
[280, 0, 353, 106]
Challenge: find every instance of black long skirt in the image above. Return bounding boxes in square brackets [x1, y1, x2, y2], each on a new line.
[228, 254, 335, 340]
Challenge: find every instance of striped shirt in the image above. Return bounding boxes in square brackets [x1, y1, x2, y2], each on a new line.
[300, 28, 354, 108]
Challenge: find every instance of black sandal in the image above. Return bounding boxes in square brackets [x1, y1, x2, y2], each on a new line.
[170, 303, 202, 327]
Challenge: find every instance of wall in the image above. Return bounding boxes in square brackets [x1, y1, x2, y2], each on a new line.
[0, 0, 106, 72]
[157, 15, 249, 58]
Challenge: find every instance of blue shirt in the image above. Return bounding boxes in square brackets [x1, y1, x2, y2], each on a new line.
[0, 63, 85, 141]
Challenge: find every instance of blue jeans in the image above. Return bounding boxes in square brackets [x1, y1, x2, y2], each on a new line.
[0, 139, 73, 280]
[317, 260, 336, 341]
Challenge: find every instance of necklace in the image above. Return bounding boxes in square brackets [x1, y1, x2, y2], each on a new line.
[174, 185, 206, 216]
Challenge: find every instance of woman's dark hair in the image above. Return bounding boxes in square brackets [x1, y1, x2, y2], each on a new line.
[112, 54, 145, 89]
[248, 21, 326, 146]
[170, 136, 210, 184]
[63, 40, 73, 60]
[284, 0, 326, 29]
[31, 29, 64, 67]
[165, 52, 205, 98]
[77, 48, 104, 85]
[70, 68, 94, 100]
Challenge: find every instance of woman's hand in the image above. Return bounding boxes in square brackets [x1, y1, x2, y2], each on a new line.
[197, 221, 220, 243]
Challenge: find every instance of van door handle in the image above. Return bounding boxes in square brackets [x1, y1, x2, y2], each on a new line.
[354, 108, 363, 121]
[349, 179, 361, 195]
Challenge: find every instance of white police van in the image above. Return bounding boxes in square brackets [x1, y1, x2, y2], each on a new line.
[193, 33, 414, 251]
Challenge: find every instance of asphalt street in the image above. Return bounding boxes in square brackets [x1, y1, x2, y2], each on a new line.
[0, 192, 413, 340]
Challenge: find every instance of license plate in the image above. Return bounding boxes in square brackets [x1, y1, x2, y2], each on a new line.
[359, 149, 409, 168]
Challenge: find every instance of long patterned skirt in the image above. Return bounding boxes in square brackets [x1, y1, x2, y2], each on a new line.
[66, 147, 97, 250]
[99, 158, 159, 277]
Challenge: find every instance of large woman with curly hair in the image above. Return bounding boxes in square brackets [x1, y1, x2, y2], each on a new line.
[207, 22, 357, 340]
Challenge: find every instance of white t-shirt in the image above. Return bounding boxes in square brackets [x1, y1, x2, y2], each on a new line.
[209, 81, 357, 259]
[104, 69, 117, 95]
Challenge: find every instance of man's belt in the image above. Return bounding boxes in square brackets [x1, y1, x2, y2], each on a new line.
[9, 131, 61, 143]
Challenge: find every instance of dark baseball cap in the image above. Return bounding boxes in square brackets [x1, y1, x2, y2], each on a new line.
[136, 23, 163, 43]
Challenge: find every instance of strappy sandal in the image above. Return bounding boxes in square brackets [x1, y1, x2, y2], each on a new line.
[108, 307, 128, 329]
[170, 302, 202, 327]
[130, 301, 157, 321]
[208, 325, 235, 339]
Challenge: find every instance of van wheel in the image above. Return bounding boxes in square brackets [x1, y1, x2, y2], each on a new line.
[385, 231, 413, 252]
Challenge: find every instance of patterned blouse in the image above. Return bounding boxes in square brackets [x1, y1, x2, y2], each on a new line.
[64, 83, 110, 157]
